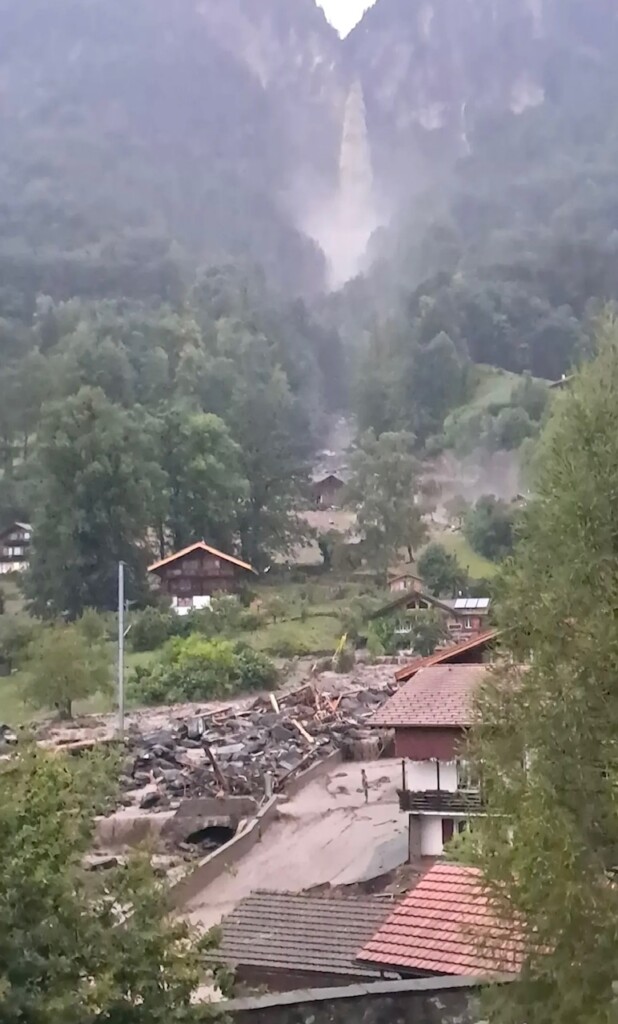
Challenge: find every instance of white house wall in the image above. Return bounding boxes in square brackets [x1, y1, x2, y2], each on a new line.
[406, 760, 458, 792]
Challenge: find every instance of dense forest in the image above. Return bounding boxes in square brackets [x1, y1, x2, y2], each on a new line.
[2, 0, 618, 609]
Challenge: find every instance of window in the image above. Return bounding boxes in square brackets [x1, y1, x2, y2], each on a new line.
[457, 760, 480, 791]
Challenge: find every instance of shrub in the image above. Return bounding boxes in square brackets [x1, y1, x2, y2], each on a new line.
[128, 637, 277, 706]
[234, 643, 278, 689]
[130, 608, 176, 652]
[237, 609, 266, 632]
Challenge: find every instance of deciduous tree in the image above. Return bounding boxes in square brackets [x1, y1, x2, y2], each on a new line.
[156, 405, 248, 555]
[0, 746, 225, 1022]
[25, 387, 163, 618]
[23, 616, 112, 719]
[417, 542, 468, 597]
[345, 430, 424, 578]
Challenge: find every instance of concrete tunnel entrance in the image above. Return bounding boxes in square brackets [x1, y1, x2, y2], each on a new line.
[184, 824, 237, 850]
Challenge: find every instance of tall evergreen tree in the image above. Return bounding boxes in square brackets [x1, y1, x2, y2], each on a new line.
[471, 316, 618, 1024]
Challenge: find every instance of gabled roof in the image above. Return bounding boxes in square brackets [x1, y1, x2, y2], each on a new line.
[370, 664, 489, 729]
[388, 571, 425, 585]
[148, 541, 257, 575]
[218, 891, 390, 979]
[357, 863, 524, 977]
[371, 588, 455, 620]
[395, 629, 498, 683]
[311, 471, 346, 486]
[0, 521, 32, 535]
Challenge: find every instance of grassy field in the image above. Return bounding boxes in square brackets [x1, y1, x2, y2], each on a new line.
[0, 644, 157, 727]
[436, 531, 499, 579]
[442, 364, 549, 450]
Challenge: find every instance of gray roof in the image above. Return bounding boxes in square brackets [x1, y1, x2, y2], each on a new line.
[218, 891, 390, 979]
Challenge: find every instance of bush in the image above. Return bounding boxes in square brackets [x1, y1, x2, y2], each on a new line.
[234, 643, 278, 689]
[128, 637, 277, 706]
[130, 608, 177, 652]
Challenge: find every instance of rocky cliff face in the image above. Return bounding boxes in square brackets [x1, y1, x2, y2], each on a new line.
[345, 0, 618, 200]
[0, 0, 616, 293]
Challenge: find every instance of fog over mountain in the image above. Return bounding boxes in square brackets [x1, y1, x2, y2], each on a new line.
[3, 0, 616, 293]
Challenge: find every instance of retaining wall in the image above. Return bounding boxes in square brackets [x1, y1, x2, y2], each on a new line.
[225, 977, 494, 1024]
[169, 795, 280, 908]
[283, 749, 343, 797]
[170, 750, 344, 906]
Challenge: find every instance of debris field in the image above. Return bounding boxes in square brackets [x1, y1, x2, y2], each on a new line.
[120, 682, 395, 811]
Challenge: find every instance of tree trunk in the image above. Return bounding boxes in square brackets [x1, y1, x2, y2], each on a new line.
[56, 699, 72, 721]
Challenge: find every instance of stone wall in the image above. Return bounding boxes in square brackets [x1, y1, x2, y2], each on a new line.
[226, 977, 498, 1024]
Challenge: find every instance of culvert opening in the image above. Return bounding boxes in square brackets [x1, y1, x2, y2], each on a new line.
[184, 824, 237, 850]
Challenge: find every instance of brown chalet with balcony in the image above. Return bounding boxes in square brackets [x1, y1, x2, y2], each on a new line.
[148, 541, 257, 616]
[0, 521, 32, 574]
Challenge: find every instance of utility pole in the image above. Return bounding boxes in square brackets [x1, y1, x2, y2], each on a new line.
[118, 561, 125, 738]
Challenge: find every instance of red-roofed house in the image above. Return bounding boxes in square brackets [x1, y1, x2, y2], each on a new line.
[148, 541, 257, 616]
[356, 863, 523, 978]
[371, 665, 489, 857]
[395, 629, 498, 684]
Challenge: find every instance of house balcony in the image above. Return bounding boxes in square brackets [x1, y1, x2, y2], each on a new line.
[398, 788, 485, 815]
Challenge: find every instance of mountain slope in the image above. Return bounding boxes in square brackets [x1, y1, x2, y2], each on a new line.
[0, 0, 340, 300]
[346, 0, 618, 201]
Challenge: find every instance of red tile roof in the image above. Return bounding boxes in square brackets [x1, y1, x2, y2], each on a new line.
[148, 541, 257, 575]
[357, 863, 524, 977]
[370, 664, 489, 728]
[395, 629, 498, 683]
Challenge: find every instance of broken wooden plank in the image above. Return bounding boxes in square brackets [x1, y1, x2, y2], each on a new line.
[291, 719, 315, 745]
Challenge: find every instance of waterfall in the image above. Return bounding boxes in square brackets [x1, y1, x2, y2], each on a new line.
[301, 78, 380, 287]
[339, 79, 374, 221]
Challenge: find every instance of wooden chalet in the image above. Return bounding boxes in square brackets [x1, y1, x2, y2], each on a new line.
[372, 587, 492, 642]
[148, 541, 257, 616]
[387, 571, 425, 595]
[0, 521, 32, 574]
[311, 473, 345, 510]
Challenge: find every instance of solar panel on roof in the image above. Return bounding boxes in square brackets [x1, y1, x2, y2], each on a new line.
[454, 598, 466, 610]
[478, 598, 490, 609]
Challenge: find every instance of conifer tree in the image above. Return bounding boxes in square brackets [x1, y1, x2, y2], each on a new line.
[471, 317, 618, 1023]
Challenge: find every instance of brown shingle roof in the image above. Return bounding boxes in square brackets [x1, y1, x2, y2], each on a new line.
[218, 891, 390, 979]
[357, 863, 524, 977]
[395, 629, 498, 683]
[370, 664, 489, 728]
[148, 540, 256, 575]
